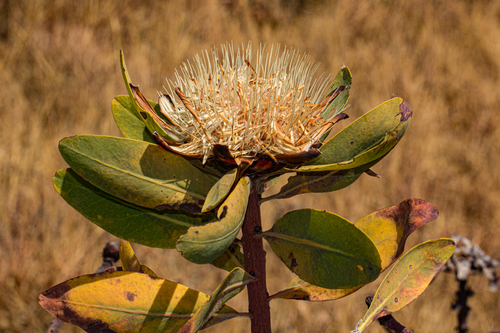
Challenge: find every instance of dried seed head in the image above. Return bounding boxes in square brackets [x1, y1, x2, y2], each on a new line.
[159, 42, 345, 164]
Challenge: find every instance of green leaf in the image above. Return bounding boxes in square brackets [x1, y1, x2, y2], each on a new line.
[53, 168, 214, 249]
[120, 51, 176, 142]
[297, 98, 412, 172]
[112, 95, 156, 143]
[269, 277, 361, 302]
[265, 162, 374, 201]
[354, 239, 456, 332]
[59, 135, 216, 213]
[211, 244, 245, 271]
[177, 177, 251, 264]
[178, 268, 254, 333]
[202, 169, 238, 213]
[321, 66, 352, 119]
[38, 270, 240, 333]
[354, 199, 439, 271]
[262, 209, 381, 289]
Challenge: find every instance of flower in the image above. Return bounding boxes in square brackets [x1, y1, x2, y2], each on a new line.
[127, 42, 349, 173]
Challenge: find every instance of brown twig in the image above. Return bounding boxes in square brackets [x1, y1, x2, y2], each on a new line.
[443, 235, 500, 333]
[365, 296, 414, 333]
[241, 179, 272, 333]
[44, 241, 120, 333]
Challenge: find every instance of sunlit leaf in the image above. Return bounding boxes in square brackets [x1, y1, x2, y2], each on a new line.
[178, 268, 254, 333]
[53, 169, 214, 249]
[120, 51, 177, 142]
[321, 66, 352, 120]
[262, 209, 381, 289]
[140, 265, 158, 277]
[202, 169, 238, 213]
[112, 95, 157, 143]
[266, 161, 376, 201]
[354, 198, 439, 270]
[59, 135, 216, 213]
[354, 239, 456, 332]
[297, 98, 412, 172]
[38, 270, 240, 333]
[269, 277, 361, 302]
[177, 177, 251, 264]
[119, 240, 142, 273]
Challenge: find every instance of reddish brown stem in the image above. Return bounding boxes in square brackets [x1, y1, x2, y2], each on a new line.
[241, 179, 271, 333]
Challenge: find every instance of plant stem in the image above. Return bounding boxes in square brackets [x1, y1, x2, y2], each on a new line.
[241, 178, 272, 333]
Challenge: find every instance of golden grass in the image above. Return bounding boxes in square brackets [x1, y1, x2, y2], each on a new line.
[1, 0, 499, 332]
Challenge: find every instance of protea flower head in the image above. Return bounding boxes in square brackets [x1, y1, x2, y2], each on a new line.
[125, 42, 349, 174]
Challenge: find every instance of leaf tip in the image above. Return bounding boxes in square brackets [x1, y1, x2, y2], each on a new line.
[398, 100, 413, 122]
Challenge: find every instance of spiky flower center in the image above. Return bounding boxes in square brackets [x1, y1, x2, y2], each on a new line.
[158, 43, 343, 163]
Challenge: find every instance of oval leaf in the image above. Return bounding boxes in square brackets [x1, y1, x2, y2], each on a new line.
[112, 95, 156, 143]
[297, 98, 412, 172]
[264, 161, 376, 201]
[354, 198, 439, 270]
[178, 268, 254, 333]
[354, 238, 456, 332]
[202, 168, 238, 213]
[59, 135, 216, 213]
[269, 277, 361, 302]
[262, 209, 381, 289]
[53, 168, 214, 249]
[38, 270, 239, 333]
[177, 177, 251, 264]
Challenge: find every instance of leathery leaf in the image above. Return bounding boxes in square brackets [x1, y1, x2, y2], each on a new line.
[178, 268, 254, 333]
[354, 239, 455, 332]
[297, 98, 412, 172]
[53, 168, 215, 249]
[262, 209, 381, 289]
[112, 95, 156, 143]
[269, 277, 361, 302]
[320, 66, 352, 120]
[202, 168, 238, 213]
[265, 161, 377, 201]
[59, 135, 216, 213]
[38, 270, 240, 333]
[354, 198, 439, 270]
[120, 50, 176, 142]
[211, 244, 245, 271]
[177, 177, 251, 264]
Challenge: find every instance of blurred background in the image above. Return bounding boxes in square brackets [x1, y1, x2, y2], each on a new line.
[1, 0, 499, 332]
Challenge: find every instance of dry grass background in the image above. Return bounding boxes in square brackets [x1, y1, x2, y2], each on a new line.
[1, 0, 500, 332]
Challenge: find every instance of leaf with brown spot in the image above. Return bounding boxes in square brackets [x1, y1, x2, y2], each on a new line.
[269, 277, 361, 302]
[38, 271, 240, 333]
[177, 177, 251, 264]
[321, 66, 352, 120]
[267, 164, 370, 201]
[178, 268, 254, 333]
[297, 98, 412, 172]
[120, 51, 178, 143]
[354, 199, 439, 270]
[112, 95, 156, 143]
[354, 239, 455, 332]
[262, 209, 381, 289]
